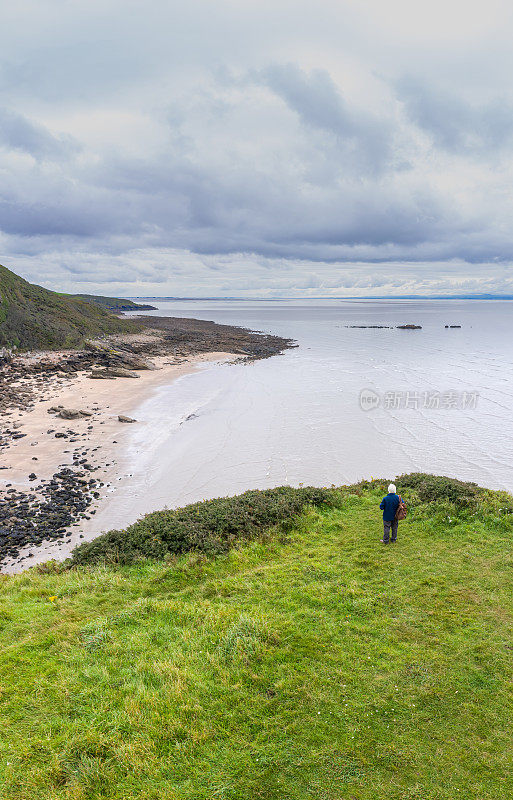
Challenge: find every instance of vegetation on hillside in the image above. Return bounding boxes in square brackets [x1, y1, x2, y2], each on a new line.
[0, 264, 141, 350]
[70, 486, 342, 566]
[69, 473, 504, 567]
[1, 475, 513, 798]
[66, 294, 157, 312]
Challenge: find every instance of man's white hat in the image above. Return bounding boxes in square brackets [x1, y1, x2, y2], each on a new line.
[388, 483, 396, 493]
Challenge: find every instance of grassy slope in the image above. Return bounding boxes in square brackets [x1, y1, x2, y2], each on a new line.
[66, 295, 156, 311]
[0, 265, 140, 350]
[1, 483, 513, 799]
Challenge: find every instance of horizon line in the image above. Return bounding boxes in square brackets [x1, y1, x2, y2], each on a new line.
[128, 293, 513, 301]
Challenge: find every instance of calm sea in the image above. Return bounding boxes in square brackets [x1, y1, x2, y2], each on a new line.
[91, 299, 513, 532]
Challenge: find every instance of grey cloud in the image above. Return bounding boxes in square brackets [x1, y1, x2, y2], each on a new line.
[1, 1, 513, 295]
[257, 64, 393, 173]
[0, 125, 499, 268]
[0, 161, 138, 238]
[397, 77, 513, 154]
[0, 108, 79, 160]
[261, 65, 357, 134]
[0, 198, 114, 237]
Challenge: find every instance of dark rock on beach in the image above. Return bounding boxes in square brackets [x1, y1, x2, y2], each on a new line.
[0, 468, 99, 563]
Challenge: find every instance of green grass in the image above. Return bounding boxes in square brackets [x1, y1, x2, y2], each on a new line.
[1, 479, 513, 798]
[64, 295, 156, 311]
[0, 264, 140, 350]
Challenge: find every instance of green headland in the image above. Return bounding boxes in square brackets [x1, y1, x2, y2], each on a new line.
[1, 474, 512, 799]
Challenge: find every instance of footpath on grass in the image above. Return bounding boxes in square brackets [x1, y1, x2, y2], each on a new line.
[1, 474, 513, 799]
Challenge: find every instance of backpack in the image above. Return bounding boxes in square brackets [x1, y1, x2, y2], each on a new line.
[395, 495, 407, 521]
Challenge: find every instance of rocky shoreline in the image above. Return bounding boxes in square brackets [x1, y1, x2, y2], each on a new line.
[0, 468, 98, 563]
[0, 315, 295, 416]
[0, 316, 296, 570]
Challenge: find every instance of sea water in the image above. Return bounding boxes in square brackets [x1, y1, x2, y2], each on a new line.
[89, 299, 513, 533]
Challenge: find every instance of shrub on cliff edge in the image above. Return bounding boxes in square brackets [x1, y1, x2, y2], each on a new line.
[70, 486, 342, 566]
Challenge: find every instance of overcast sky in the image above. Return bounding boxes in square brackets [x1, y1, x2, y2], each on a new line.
[1, 0, 513, 297]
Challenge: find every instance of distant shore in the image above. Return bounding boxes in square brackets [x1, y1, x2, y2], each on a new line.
[0, 316, 295, 573]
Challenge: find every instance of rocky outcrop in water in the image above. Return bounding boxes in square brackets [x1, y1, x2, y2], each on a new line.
[345, 323, 423, 330]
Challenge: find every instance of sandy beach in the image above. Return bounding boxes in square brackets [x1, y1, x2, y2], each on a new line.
[0, 314, 294, 573]
[0, 351, 234, 573]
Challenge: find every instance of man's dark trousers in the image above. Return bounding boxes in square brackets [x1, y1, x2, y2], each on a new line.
[383, 519, 398, 543]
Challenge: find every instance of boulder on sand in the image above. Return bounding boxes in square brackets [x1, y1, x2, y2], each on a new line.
[118, 355, 159, 370]
[58, 408, 82, 419]
[54, 407, 94, 419]
[118, 414, 136, 423]
[85, 341, 158, 371]
[105, 367, 141, 378]
[88, 370, 116, 380]
[89, 368, 140, 379]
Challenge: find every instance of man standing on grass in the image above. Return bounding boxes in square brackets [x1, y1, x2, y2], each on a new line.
[380, 483, 400, 544]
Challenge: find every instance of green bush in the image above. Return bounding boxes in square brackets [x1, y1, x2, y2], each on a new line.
[70, 486, 341, 566]
[396, 473, 480, 508]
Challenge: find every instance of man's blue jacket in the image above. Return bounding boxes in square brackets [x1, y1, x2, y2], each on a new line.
[380, 493, 400, 522]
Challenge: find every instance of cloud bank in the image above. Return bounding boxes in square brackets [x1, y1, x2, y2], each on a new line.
[1, 0, 512, 296]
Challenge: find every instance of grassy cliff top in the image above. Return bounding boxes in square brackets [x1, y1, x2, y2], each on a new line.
[1, 474, 513, 799]
[0, 265, 141, 350]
